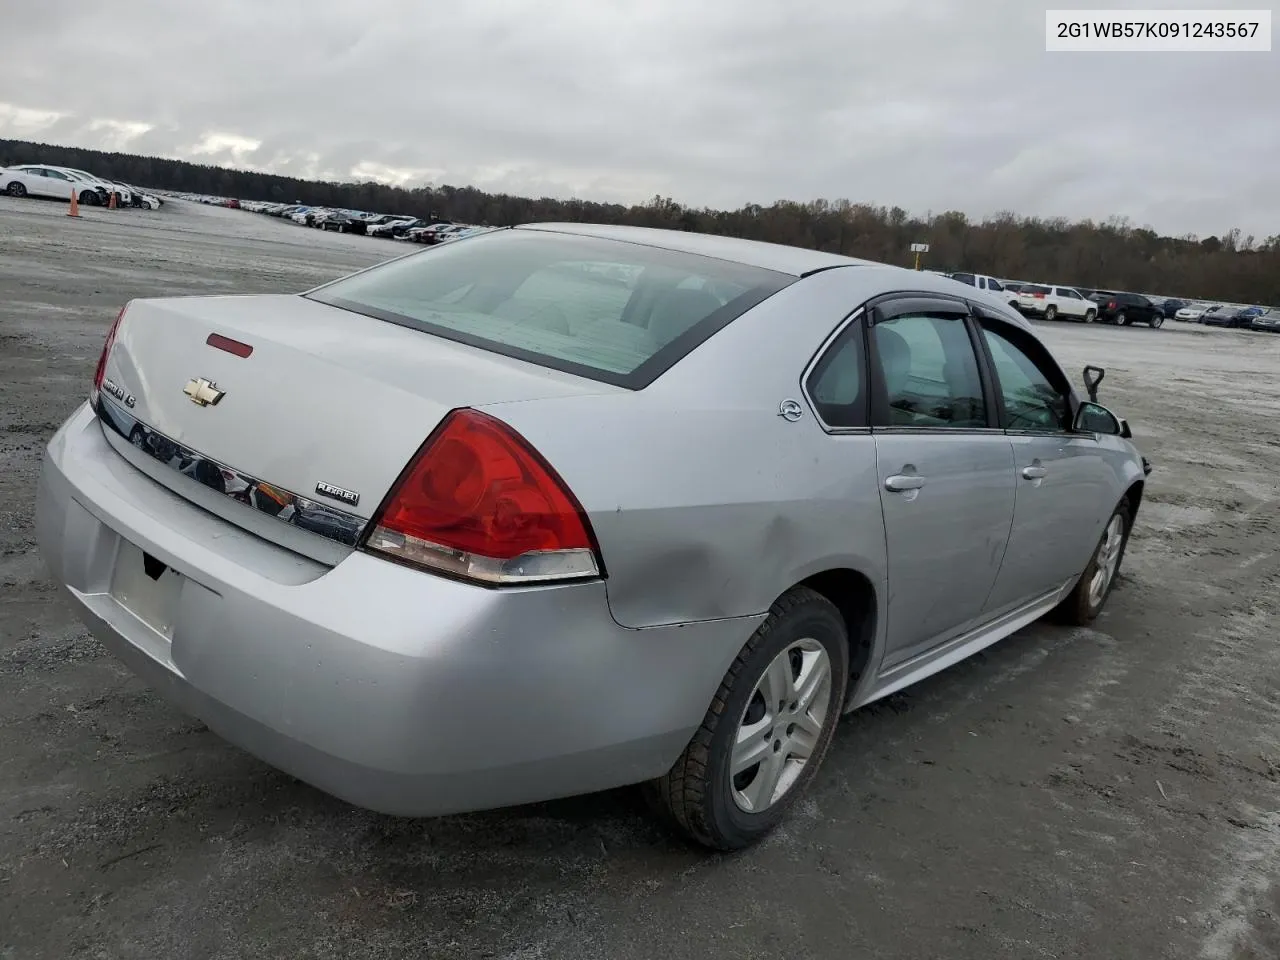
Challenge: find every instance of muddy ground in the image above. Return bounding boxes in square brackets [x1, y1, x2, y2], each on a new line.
[1, 195, 1277, 960]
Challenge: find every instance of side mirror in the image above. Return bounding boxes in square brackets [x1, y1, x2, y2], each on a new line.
[1082, 365, 1106, 402]
[1074, 401, 1123, 436]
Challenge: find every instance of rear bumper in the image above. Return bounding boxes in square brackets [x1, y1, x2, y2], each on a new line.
[37, 403, 758, 816]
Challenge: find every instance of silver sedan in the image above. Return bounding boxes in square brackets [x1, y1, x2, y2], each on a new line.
[37, 224, 1149, 849]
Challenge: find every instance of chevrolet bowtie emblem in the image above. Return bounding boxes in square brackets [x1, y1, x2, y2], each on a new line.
[183, 377, 225, 407]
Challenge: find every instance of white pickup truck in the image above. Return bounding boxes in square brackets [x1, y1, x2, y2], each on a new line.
[945, 272, 1021, 310]
[1014, 284, 1098, 322]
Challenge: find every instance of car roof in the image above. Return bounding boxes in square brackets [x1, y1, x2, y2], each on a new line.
[509, 223, 1033, 332]
[516, 223, 875, 277]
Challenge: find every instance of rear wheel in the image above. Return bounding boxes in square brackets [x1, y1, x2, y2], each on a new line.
[7, 181, 26, 197]
[1055, 499, 1131, 625]
[647, 586, 848, 850]
[1116, 311, 1129, 326]
[1044, 305, 1058, 321]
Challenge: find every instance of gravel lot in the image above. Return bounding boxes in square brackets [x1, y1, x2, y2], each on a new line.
[2, 195, 1278, 960]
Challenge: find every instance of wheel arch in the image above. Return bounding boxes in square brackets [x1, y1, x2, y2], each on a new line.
[1124, 478, 1145, 519]
[793, 567, 880, 707]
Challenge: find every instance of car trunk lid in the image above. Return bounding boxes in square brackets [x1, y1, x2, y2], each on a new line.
[98, 294, 616, 561]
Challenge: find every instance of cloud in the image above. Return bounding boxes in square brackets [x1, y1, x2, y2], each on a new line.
[0, 0, 1274, 236]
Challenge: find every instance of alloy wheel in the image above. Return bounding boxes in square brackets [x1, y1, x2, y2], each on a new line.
[730, 638, 832, 813]
[1088, 514, 1126, 608]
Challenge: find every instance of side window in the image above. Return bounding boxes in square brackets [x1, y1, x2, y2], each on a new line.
[806, 319, 867, 429]
[950, 273, 976, 286]
[1062, 289, 1081, 300]
[987, 278, 1005, 292]
[870, 313, 986, 429]
[979, 322, 1072, 432]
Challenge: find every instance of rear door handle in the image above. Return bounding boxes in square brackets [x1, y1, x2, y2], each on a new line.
[1021, 465, 1047, 480]
[885, 474, 927, 492]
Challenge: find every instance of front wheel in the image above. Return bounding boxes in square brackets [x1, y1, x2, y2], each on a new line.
[79, 190, 98, 206]
[647, 586, 849, 850]
[1083, 309, 1096, 323]
[1055, 499, 1131, 625]
[1150, 315, 1164, 329]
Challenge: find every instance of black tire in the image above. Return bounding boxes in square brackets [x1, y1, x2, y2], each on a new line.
[7, 181, 26, 198]
[1054, 498, 1132, 625]
[80, 190, 99, 206]
[1150, 315, 1164, 329]
[646, 586, 849, 850]
[1083, 309, 1096, 324]
[1044, 305, 1058, 321]
[1117, 311, 1129, 326]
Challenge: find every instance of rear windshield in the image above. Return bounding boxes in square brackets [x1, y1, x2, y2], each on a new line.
[307, 228, 793, 388]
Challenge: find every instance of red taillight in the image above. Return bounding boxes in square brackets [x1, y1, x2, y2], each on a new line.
[91, 304, 128, 404]
[1032, 292, 1045, 299]
[1107, 300, 1117, 309]
[362, 409, 602, 585]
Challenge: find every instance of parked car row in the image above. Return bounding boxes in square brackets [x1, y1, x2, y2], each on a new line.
[942, 272, 1276, 333]
[0, 164, 162, 209]
[165, 192, 492, 247]
[250, 202, 491, 246]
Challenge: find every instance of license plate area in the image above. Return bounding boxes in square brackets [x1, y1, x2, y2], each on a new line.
[110, 540, 184, 638]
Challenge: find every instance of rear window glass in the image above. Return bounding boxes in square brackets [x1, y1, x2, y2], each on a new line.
[1023, 285, 1051, 294]
[307, 229, 792, 388]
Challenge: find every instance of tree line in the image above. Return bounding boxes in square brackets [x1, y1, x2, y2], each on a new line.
[3, 138, 1276, 305]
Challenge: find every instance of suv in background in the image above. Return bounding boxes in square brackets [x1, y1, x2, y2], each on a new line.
[947, 272, 1020, 310]
[1090, 291, 1165, 328]
[1016, 284, 1098, 323]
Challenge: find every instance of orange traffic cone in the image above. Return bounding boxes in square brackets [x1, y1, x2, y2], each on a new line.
[108, 191, 117, 210]
[67, 190, 80, 218]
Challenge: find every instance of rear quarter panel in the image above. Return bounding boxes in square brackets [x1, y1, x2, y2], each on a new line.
[486, 267, 898, 630]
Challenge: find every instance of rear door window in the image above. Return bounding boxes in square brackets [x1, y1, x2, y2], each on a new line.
[869, 311, 986, 429]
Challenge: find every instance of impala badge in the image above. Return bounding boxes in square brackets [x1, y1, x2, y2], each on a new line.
[315, 481, 360, 507]
[183, 377, 225, 407]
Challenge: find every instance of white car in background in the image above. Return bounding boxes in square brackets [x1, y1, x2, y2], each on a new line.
[945, 272, 1021, 310]
[1015, 284, 1098, 323]
[48, 166, 130, 206]
[1, 165, 104, 204]
[1175, 303, 1215, 322]
[99, 179, 135, 206]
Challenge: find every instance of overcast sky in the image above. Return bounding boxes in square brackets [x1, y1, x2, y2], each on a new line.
[1, 0, 1275, 238]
